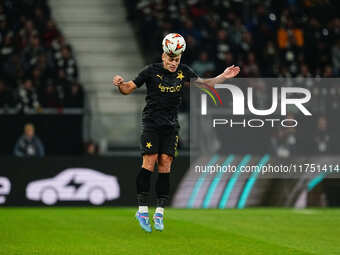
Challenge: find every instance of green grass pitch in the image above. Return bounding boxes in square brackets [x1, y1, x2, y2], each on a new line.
[0, 208, 339, 255]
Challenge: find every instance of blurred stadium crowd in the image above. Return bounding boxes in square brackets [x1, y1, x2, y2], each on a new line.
[126, 0, 340, 78]
[125, 0, 340, 156]
[0, 0, 83, 113]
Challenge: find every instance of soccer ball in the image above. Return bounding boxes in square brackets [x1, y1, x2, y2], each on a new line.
[162, 33, 186, 56]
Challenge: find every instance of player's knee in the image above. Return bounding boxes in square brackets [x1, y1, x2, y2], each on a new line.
[142, 154, 158, 171]
[158, 154, 173, 173]
[159, 154, 172, 164]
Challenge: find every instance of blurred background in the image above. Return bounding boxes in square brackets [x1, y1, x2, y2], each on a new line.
[0, 0, 339, 208]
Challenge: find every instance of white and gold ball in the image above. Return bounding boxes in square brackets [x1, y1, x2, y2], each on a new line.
[162, 33, 186, 56]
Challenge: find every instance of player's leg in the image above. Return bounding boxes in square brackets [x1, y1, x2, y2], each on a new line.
[136, 131, 159, 232]
[153, 130, 178, 231]
[153, 154, 173, 231]
[156, 154, 172, 208]
[137, 154, 157, 211]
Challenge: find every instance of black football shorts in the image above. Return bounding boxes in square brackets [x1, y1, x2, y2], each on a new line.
[140, 127, 179, 157]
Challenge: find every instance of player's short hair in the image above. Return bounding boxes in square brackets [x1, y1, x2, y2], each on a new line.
[164, 52, 181, 58]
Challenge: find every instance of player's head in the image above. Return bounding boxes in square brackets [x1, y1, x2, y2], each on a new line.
[162, 52, 181, 72]
[161, 33, 186, 72]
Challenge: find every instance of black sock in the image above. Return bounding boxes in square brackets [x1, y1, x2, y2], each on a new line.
[136, 168, 153, 206]
[155, 173, 170, 208]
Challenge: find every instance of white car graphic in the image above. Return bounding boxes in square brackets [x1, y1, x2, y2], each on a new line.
[0, 177, 11, 204]
[26, 168, 120, 205]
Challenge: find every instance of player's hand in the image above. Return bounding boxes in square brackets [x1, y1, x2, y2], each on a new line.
[113, 75, 124, 87]
[222, 65, 240, 79]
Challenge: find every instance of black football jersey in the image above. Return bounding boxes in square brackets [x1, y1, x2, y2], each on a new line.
[133, 63, 198, 129]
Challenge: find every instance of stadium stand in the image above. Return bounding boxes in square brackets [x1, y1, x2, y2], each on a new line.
[125, 0, 340, 155]
[0, 0, 83, 112]
[49, 0, 144, 151]
[126, 0, 340, 77]
[0, 0, 84, 155]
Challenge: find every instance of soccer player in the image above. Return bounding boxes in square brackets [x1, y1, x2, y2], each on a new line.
[112, 33, 240, 232]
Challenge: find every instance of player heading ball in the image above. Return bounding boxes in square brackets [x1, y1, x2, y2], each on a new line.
[112, 33, 240, 233]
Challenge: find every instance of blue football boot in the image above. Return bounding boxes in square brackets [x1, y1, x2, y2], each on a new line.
[153, 213, 164, 231]
[135, 211, 152, 233]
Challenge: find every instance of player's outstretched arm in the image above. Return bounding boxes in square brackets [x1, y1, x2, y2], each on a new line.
[200, 65, 240, 87]
[112, 75, 137, 95]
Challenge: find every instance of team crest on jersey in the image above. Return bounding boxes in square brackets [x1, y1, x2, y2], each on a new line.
[176, 70, 184, 80]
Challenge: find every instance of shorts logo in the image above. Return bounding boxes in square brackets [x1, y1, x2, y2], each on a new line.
[177, 70, 184, 80]
[146, 142, 152, 149]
